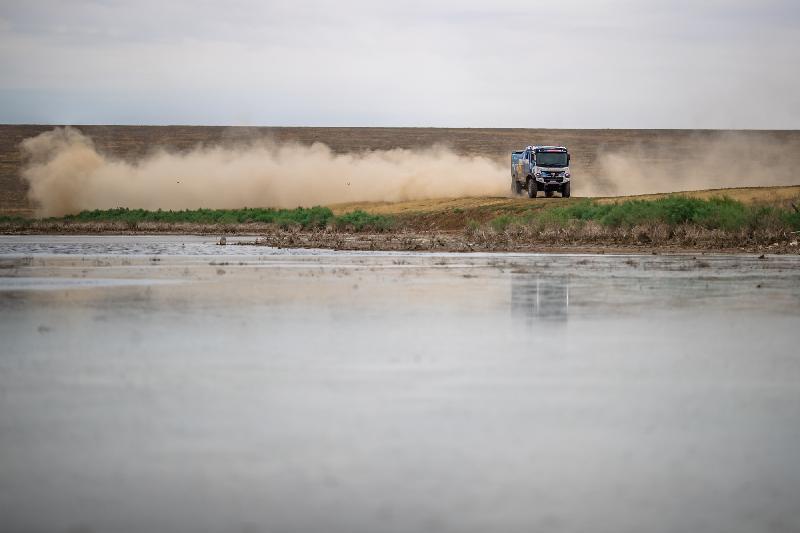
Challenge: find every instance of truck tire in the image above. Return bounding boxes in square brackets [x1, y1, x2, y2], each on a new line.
[562, 182, 571, 198]
[526, 178, 537, 198]
[512, 177, 522, 195]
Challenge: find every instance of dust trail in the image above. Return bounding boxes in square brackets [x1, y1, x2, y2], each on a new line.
[577, 132, 800, 197]
[21, 127, 508, 216]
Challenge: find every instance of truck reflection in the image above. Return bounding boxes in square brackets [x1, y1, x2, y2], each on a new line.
[511, 275, 570, 322]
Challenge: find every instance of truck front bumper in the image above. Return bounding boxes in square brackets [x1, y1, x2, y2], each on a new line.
[536, 177, 570, 189]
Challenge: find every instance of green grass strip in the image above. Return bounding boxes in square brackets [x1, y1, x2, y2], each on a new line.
[492, 196, 800, 232]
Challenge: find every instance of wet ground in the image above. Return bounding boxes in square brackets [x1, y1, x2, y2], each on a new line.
[1, 235, 799, 533]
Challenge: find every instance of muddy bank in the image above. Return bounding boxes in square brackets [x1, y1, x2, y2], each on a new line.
[2, 222, 799, 254]
[237, 227, 800, 254]
[0, 219, 282, 235]
[0, 224, 800, 254]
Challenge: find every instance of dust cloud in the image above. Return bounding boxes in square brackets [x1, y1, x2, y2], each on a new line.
[578, 132, 800, 196]
[21, 128, 800, 215]
[21, 127, 508, 216]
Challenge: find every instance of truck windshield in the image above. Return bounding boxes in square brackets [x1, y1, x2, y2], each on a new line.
[536, 152, 568, 167]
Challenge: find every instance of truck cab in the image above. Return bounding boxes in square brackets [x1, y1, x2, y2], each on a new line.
[511, 145, 571, 198]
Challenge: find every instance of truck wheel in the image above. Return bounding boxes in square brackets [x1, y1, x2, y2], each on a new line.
[562, 182, 571, 198]
[512, 177, 522, 195]
[526, 179, 537, 198]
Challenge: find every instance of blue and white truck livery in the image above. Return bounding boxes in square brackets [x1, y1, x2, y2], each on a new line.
[511, 145, 571, 198]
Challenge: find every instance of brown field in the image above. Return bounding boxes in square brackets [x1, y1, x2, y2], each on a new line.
[2, 125, 800, 217]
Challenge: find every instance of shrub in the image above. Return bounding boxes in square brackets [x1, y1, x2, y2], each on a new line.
[781, 208, 800, 231]
[59, 206, 336, 229]
[0, 215, 28, 224]
[333, 210, 394, 232]
[490, 215, 515, 232]
[543, 196, 757, 230]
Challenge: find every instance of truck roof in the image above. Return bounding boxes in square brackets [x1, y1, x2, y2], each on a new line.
[526, 145, 568, 152]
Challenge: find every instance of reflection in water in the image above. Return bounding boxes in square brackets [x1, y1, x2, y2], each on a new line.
[511, 275, 570, 322]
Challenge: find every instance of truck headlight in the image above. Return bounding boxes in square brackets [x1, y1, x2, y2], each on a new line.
[534, 169, 541, 177]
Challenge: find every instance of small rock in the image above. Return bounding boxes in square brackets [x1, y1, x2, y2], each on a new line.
[218, 236, 227, 245]
[790, 240, 798, 247]
[758, 254, 766, 259]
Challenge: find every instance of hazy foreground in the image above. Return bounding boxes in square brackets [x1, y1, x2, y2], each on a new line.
[1, 236, 799, 533]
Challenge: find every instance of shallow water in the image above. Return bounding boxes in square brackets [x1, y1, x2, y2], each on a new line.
[1, 236, 799, 533]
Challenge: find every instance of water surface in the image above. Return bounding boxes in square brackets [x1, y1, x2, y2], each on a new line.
[1, 236, 799, 533]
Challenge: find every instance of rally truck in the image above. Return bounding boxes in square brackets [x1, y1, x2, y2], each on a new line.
[511, 145, 571, 198]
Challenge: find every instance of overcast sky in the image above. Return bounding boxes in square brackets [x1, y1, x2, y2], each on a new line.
[1, 0, 798, 128]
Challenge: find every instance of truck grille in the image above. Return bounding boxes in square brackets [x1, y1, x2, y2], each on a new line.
[542, 171, 564, 182]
